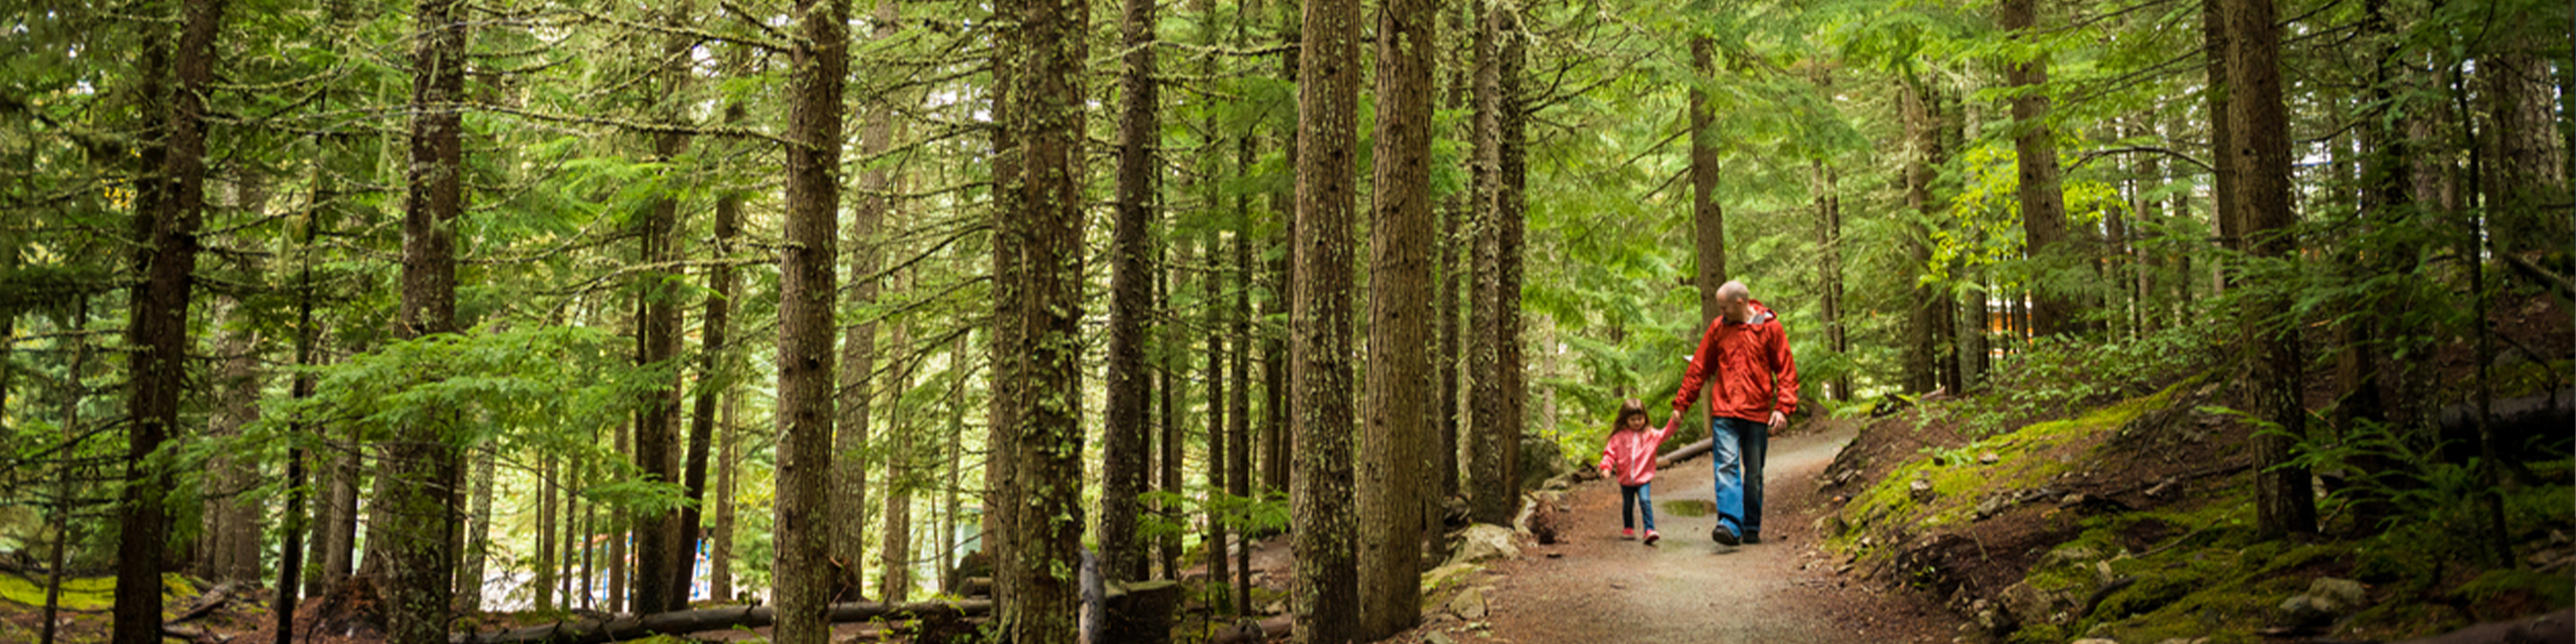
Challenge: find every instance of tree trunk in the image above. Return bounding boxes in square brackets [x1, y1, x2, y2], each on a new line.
[1292, 0, 1363, 633]
[112, 2, 215, 642]
[375, 0, 466, 638]
[1201, 236, 1230, 611]
[1497, 8, 1528, 502]
[879, 283, 914, 603]
[2477, 19, 2573, 261]
[2222, 0, 2316, 539]
[1690, 37, 1727, 325]
[2202, 0, 2239, 256]
[629, 1, 695, 615]
[940, 335, 966, 593]
[1466, 0, 1509, 526]
[1999, 0, 2073, 337]
[1357, 0, 1434, 629]
[457, 449, 495, 612]
[1103, 0, 1158, 584]
[1229, 234, 1254, 614]
[678, 52, 748, 611]
[835, 0, 894, 599]
[46, 298, 92, 644]
[578, 465, 593, 609]
[204, 297, 265, 584]
[1158, 265, 1184, 580]
[1267, 0, 1303, 510]
[1814, 160, 1846, 402]
[1435, 10, 1467, 512]
[608, 423, 629, 614]
[313, 412, 360, 598]
[993, 0, 1090, 634]
[536, 455, 557, 611]
[277, 200, 319, 644]
[1902, 80, 1939, 394]
[709, 394, 738, 603]
[775, 0, 850, 638]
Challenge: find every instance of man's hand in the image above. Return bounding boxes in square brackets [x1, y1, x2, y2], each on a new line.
[1767, 410, 1788, 434]
[1666, 410, 1685, 433]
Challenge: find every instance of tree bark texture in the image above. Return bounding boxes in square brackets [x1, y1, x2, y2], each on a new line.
[1901, 81, 1940, 394]
[835, 7, 891, 601]
[1292, 0, 1363, 632]
[775, 0, 849, 640]
[630, 3, 692, 605]
[1358, 0, 1434, 629]
[2476, 15, 2573, 260]
[993, 0, 1089, 633]
[1689, 37, 1728, 325]
[112, 2, 216, 642]
[1466, 0, 1509, 526]
[879, 282, 915, 602]
[1103, 0, 1159, 584]
[1497, 7, 1528, 501]
[2202, 0, 2239, 252]
[2221, 0, 2317, 538]
[204, 300, 265, 584]
[678, 70, 748, 611]
[1158, 265, 1184, 580]
[1200, 238, 1231, 611]
[1814, 161, 1848, 402]
[1229, 234, 1254, 611]
[458, 450, 495, 611]
[709, 395, 738, 603]
[1999, 0, 2073, 337]
[376, 0, 467, 639]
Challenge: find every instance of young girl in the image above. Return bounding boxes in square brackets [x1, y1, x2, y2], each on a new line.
[1597, 398, 1678, 544]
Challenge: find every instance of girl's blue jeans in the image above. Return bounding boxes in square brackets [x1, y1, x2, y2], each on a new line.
[1620, 483, 1656, 532]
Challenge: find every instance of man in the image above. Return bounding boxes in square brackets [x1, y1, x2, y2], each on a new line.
[1667, 280, 1800, 547]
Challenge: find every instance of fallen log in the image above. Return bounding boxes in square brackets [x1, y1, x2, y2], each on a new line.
[1656, 438, 1715, 468]
[449, 599, 993, 644]
[167, 580, 245, 625]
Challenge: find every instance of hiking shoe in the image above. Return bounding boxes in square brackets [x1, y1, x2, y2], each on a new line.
[1621, 528, 1637, 540]
[1711, 525, 1741, 546]
[1643, 530, 1661, 545]
[1743, 532, 1762, 544]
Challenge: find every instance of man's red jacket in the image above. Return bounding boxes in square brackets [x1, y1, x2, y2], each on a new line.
[1672, 299, 1801, 423]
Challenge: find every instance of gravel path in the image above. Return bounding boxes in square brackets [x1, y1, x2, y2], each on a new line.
[1442, 421, 1959, 644]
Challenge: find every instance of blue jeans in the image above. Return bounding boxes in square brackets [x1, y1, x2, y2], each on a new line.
[1620, 483, 1656, 532]
[1710, 416, 1769, 538]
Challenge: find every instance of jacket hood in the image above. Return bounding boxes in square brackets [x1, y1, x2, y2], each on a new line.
[1733, 299, 1777, 325]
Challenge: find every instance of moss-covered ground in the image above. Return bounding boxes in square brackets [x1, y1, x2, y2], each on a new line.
[1824, 374, 2576, 643]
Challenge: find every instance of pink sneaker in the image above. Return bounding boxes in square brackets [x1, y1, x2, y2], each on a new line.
[1643, 530, 1661, 545]
[1621, 528, 1637, 540]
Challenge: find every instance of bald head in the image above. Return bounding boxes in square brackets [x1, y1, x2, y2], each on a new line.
[1717, 281, 1753, 322]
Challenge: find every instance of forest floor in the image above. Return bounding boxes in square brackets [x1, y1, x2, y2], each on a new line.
[1385, 419, 1964, 644]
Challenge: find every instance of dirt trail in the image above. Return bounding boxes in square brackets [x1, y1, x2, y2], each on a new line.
[1448, 421, 1957, 644]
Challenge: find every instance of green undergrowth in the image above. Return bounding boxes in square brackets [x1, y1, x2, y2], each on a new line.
[1828, 368, 2576, 643]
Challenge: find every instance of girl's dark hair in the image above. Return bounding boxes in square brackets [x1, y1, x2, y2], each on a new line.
[1613, 398, 1649, 432]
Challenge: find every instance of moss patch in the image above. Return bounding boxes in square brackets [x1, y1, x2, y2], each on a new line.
[1828, 378, 2202, 568]
[0, 572, 118, 611]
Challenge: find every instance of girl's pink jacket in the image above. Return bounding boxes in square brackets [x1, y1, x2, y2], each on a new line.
[1595, 421, 1677, 487]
